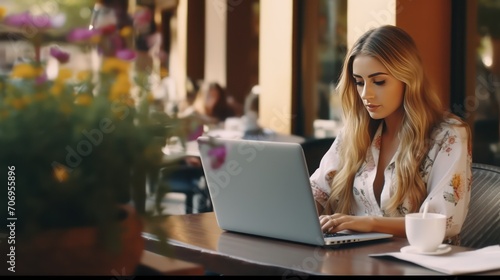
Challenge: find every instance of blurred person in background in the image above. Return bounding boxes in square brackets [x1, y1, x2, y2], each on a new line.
[184, 82, 238, 130]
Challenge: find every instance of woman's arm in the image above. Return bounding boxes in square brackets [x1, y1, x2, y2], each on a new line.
[309, 134, 343, 216]
[319, 214, 406, 237]
[370, 216, 406, 237]
[315, 201, 324, 216]
[423, 121, 472, 238]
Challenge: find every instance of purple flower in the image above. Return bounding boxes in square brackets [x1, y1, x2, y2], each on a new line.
[67, 28, 99, 42]
[198, 136, 227, 169]
[111, 34, 125, 50]
[3, 12, 65, 29]
[207, 145, 227, 170]
[3, 12, 31, 27]
[49, 47, 70, 63]
[115, 49, 136, 61]
[187, 124, 204, 141]
[35, 72, 48, 85]
[29, 14, 52, 28]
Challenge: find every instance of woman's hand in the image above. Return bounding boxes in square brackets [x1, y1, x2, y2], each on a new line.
[319, 213, 374, 233]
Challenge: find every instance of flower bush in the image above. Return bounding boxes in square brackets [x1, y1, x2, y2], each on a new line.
[0, 6, 181, 250]
[0, 4, 230, 253]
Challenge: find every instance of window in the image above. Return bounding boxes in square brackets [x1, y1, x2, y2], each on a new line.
[299, 0, 347, 137]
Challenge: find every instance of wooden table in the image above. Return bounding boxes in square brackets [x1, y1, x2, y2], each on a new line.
[142, 212, 500, 275]
[137, 250, 205, 275]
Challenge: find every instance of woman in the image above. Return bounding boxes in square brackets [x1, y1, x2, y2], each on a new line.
[203, 82, 237, 124]
[311, 25, 472, 245]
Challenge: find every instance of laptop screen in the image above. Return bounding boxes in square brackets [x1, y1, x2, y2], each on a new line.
[197, 136, 328, 246]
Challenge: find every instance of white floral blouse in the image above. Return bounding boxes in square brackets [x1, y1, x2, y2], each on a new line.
[310, 117, 472, 243]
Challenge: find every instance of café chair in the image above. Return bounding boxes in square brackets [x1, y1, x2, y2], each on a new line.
[158, 164, 212, 214]
[460, 163, 500, 248]
[300, 137, 336, 176]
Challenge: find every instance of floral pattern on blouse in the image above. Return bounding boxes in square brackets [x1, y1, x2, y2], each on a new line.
[309, 117, 472, 241]
[311, 182, 329, 208]
[325, 170, 336, 185]
[441, 133, 457, 156]
[374, 135, 382, 150]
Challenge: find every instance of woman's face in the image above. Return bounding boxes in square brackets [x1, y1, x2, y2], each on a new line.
[352, 55, 405, 121]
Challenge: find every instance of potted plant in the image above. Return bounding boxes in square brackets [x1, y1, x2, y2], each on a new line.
[0, 6, 186, 275]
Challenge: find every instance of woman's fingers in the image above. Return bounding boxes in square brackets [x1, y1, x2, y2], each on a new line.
[319, 215, 342, 232]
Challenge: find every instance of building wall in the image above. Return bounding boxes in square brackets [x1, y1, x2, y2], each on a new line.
[204, 0, 227, 87]
[396, 0, 452, 108]
[227, 0, 260, 105]
[259, 0, 295, 134]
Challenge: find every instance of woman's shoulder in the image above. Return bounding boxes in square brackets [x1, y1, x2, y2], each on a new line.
[431, 113, 470, 140]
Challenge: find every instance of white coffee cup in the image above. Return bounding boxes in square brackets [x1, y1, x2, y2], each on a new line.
[405, 212, 446, 252]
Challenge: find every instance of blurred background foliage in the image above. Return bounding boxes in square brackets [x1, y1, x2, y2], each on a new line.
[2, 0, 96, 37]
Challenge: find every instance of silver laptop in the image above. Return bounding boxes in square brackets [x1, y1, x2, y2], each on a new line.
[197, 136, 393, 247]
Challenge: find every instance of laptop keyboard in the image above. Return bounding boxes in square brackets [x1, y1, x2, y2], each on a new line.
[324, 232, 352, 238]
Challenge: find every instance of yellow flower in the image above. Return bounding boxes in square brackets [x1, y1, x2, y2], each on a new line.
[109, 90, 130, 102]
[160, 67, 169, 78]
[146, 93, 154, 104]
[10, 63, 39, 79]
[56, 68, 73, 82]
[8, 97, 26, 110]
[101, 58, 119, 73]
[53, 165, 69, 183]
[109, 73, 131, 101]
[116, 72, 131, 84]
[59, 103, 72, 115]
[76, 70, 92, 82]
[75, 94, 93, 106]
[0, 7, 6, 20]
[102, 57, 130, 74]
[22, 95, 33, 106]
[451, 173, 463, 200]
[51, 84, 63, 97]
[90, 34, 101, 44]
[120, 26, 133, 38]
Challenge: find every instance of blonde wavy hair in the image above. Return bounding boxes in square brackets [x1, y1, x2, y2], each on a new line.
[324, 25, 449, 216]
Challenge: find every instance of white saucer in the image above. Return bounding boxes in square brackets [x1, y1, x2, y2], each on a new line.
[400, 244, 451, 255]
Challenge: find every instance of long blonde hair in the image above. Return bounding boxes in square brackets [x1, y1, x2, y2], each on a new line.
[325, 25, 446, 216]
